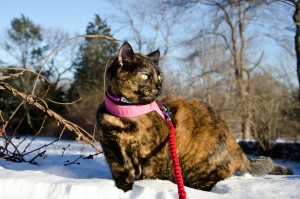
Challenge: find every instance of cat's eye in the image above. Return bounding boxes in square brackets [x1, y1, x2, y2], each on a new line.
[158, 75, 162, 81]
[141, 74, 149, 80]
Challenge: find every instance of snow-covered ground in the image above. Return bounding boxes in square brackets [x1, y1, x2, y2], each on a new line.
[0, 137, 299, 199]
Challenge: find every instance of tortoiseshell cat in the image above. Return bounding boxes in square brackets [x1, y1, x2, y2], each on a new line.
[96, 42, 292, 192]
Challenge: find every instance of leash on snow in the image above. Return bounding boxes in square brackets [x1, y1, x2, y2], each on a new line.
[160, 105, 187, 199]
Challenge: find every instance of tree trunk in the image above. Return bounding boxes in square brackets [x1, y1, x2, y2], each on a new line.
[293, 2, 300, 103]
[241, 118, 251, 140]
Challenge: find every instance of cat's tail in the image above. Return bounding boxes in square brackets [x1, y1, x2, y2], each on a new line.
[238, 156, 293, 176]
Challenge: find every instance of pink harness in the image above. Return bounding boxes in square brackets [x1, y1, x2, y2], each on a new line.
[104, 91, 187, 199]
[104, 92, 165, 119]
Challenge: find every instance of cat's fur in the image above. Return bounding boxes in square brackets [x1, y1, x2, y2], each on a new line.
[96, 42, 293, 192]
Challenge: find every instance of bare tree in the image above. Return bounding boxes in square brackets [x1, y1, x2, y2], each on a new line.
[183, 35, 232, 108]
[170, 0, 275, 139]
[279, 0, 300, 103]
[108, 0, 186, 60]
[250, 73, 290, 150]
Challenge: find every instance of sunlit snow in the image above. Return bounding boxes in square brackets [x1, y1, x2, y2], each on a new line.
[0, 137, 299, 199]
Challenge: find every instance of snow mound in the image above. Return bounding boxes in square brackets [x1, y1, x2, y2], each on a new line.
[0, 137, 299, 199]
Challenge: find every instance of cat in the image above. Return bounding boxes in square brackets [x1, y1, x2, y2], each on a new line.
[96, 42, 293, 192]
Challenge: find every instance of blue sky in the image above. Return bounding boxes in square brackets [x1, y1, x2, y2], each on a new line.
[1, 0, 114, 34]
[0, 0, 297, 87]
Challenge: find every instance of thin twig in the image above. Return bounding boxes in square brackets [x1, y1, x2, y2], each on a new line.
[0, 68, 50, 97]
[11, 113, 26, 137]
[2, 137, 25, 162]
[15, 136, 28, 153]
[53, 126, 66, 154]
[22, 116, 47, 154]
[44, 97, 82, 105]
[64, 155, 82, 166]
[103, 57, 112, 96]
[2, 101, 25, 135]
[277, 0, 296, 7]
[83, 152, 103, 159]
[61, 144, 70, 158]
[29, 150, 46, 165]
[23, 139, 59, 156]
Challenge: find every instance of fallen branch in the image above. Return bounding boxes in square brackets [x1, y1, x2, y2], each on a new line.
[0, 136, 58, 164]
[0, 82, 101, 152]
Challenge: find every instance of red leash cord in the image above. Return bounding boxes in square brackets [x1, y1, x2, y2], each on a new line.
[161, 105, 187, 199]
[167, 120, 187, 199]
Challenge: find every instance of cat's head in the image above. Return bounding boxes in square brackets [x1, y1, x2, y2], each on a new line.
[106, 42, 163, 104]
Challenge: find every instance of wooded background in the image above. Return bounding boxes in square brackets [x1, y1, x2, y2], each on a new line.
[0, 0, 299, 151]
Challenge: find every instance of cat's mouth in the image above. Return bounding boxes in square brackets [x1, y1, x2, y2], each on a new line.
[133, 88, 161, 104]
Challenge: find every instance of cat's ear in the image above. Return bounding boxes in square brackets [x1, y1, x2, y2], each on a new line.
[118, 42, 135, 66]
[147, 49, 160, 65]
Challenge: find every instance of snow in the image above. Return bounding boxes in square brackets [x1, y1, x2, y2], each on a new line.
[0, 137, 299, 199]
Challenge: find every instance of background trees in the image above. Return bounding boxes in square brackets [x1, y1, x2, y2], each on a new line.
[158, 0, 299, 147]
[0, 1, 299, 149]
[1, 15, 50, 133]
[167, 0, 279, 138]
[67, 15, 118, 133]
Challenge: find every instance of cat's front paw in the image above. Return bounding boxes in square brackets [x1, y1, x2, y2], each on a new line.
[116, 181, 134, 192]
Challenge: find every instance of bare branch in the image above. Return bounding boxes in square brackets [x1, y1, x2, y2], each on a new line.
[0, 82, 101, 152]
[31, 34, 122, 96]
